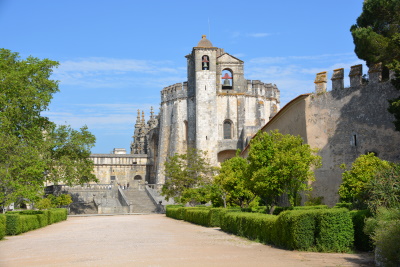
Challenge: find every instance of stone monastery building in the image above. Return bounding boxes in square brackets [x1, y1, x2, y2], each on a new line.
[91, 35, 280, 185]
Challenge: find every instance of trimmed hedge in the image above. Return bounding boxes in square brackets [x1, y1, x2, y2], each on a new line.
[274, 210, 316, 250]
[350, 209, 373, 251]
[166, 206, 355, 252]
[0, 215, 5, 240]
[314, 208, 354, 252]
[5, 208, 68, 236]
[185, 208, 210, 227]
[220, 212, 277, 244]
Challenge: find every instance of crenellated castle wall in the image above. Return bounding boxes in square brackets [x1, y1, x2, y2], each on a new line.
[245, 63, 400, 206]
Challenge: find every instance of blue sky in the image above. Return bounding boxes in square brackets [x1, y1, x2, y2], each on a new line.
[1, 0, 365, 153]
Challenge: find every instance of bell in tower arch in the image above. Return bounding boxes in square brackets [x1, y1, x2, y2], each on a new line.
[223, 78, 231, 87]
[202, 55, 209, 70]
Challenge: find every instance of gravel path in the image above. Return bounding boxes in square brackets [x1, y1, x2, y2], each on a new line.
[0, 214, 373, 267]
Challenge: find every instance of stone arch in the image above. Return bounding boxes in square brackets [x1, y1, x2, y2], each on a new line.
[221, 69, 233, 89]
[134, 175, 142, 180]
[223, 119, 233, 139]
[217, 150, 236, 163]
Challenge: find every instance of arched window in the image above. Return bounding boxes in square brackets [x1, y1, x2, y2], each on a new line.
[223, 120, 232, 139]
[202, 55, 209, 70]
[221, 69, 233, 89]
[134, 175, 142, 180]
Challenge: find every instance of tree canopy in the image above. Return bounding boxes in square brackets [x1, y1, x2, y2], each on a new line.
[350, 0, 400, 129]
[338, 153, 392, 209]
[213, 152, 255, 208]
[161, 148, 215, 204]
[246, 130, 321, 208]
[0, 49, 96, 210]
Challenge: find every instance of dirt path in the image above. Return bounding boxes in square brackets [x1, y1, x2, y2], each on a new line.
[0, 214, 373, 267]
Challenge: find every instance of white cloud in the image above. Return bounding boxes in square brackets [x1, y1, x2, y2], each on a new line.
[52, 57, 186, 89]
[247, 33, 271, 38]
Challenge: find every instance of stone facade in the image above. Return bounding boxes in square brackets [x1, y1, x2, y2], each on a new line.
[154, 36, 280, 184]
[90, 36, 280, 185]
[243, 63, 400, 206]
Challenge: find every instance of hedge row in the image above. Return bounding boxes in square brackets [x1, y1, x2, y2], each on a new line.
[166, 206, 354, 252]
[5, 208, 68, 236]
[0, 215, 5, 240]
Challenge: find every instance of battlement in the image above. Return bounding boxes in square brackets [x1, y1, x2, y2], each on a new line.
[161, 82, 188, 102]
[314, 63, 394, 93]
[246, 80, 280, 100]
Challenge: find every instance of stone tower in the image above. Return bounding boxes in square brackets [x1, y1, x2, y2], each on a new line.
[154, 36, 280, 184]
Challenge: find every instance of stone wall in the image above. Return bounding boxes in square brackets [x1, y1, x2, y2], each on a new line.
[243, 64, 400, 206]
[90, 154, 148, 184]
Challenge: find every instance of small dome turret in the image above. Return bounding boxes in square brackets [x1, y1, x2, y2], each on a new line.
[196, 35, 213, 47]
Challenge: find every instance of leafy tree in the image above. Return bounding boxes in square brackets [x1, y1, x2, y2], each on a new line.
[0, 49, 97, 211]
[213, 152, 255, 208]
[350, 0, 400, 130]
[365, 164, 400, 213]
[0, 48, 59, 210]
[161, 148, 215, 204]
[338, 153, 392, 209]
[45, 125, 97, 185]
[246, 130, 321, 211]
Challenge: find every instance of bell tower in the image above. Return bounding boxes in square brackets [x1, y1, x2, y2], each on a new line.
[186, 35, 219, 164]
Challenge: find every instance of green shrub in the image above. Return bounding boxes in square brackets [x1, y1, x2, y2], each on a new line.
[6, 214, 40, 235]
[36, 198, 52, 210]
[185, 209, 210, 226]
[272, 206, 293, 215]
[350, 209, 372, 251]
[334, 202, 353, 210]
[165, 205, 185, 220]
[0, 215, 6, 240]
[220, 212, 277, 244]
[365, 208, 400, 266]
[48, 208, 67, 224]
[208, 208, 226, 227]
[6, 214, 21, 235]
[315, 208, 354, 252]
[293, 205, 328, 210]
[273, 210, 316, 250]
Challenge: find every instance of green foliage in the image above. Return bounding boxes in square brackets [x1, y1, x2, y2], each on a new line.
[36, 198, 52, 210]
[365, 208, 400, 266]
[5, 214, 40, 235]
[0, 49, 96, 209]
[304, 196, 324, 206]
[350, 0, 400, 130]
[0, 49, 59, 209]
[162, 148, 215, 204]
[274, 210, 316, 250]
[48, 208, 68, 224]
[184, 208, 211, 227]
[166, 206, 354, 252]
[220, 212, 277, 244]
[314, 208, 354, 252]
[46, 125, 97, 185]
[350, 209, 373, 251]
[213, 153, 255, 208]
[0, 215, 5, 240]
[334, 202, 353, 210]
[365, 164, 400, 213]
[339, 153, 391, 208]
[247, 130, 321, 208]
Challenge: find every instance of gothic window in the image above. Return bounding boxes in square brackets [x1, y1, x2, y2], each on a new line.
[221, 69, 233, 89]
[202, 55, 209, 70]
[223, 120, 232, 139]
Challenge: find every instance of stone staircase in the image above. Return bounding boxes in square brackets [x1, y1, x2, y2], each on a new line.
[124, 188, 157, 213]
